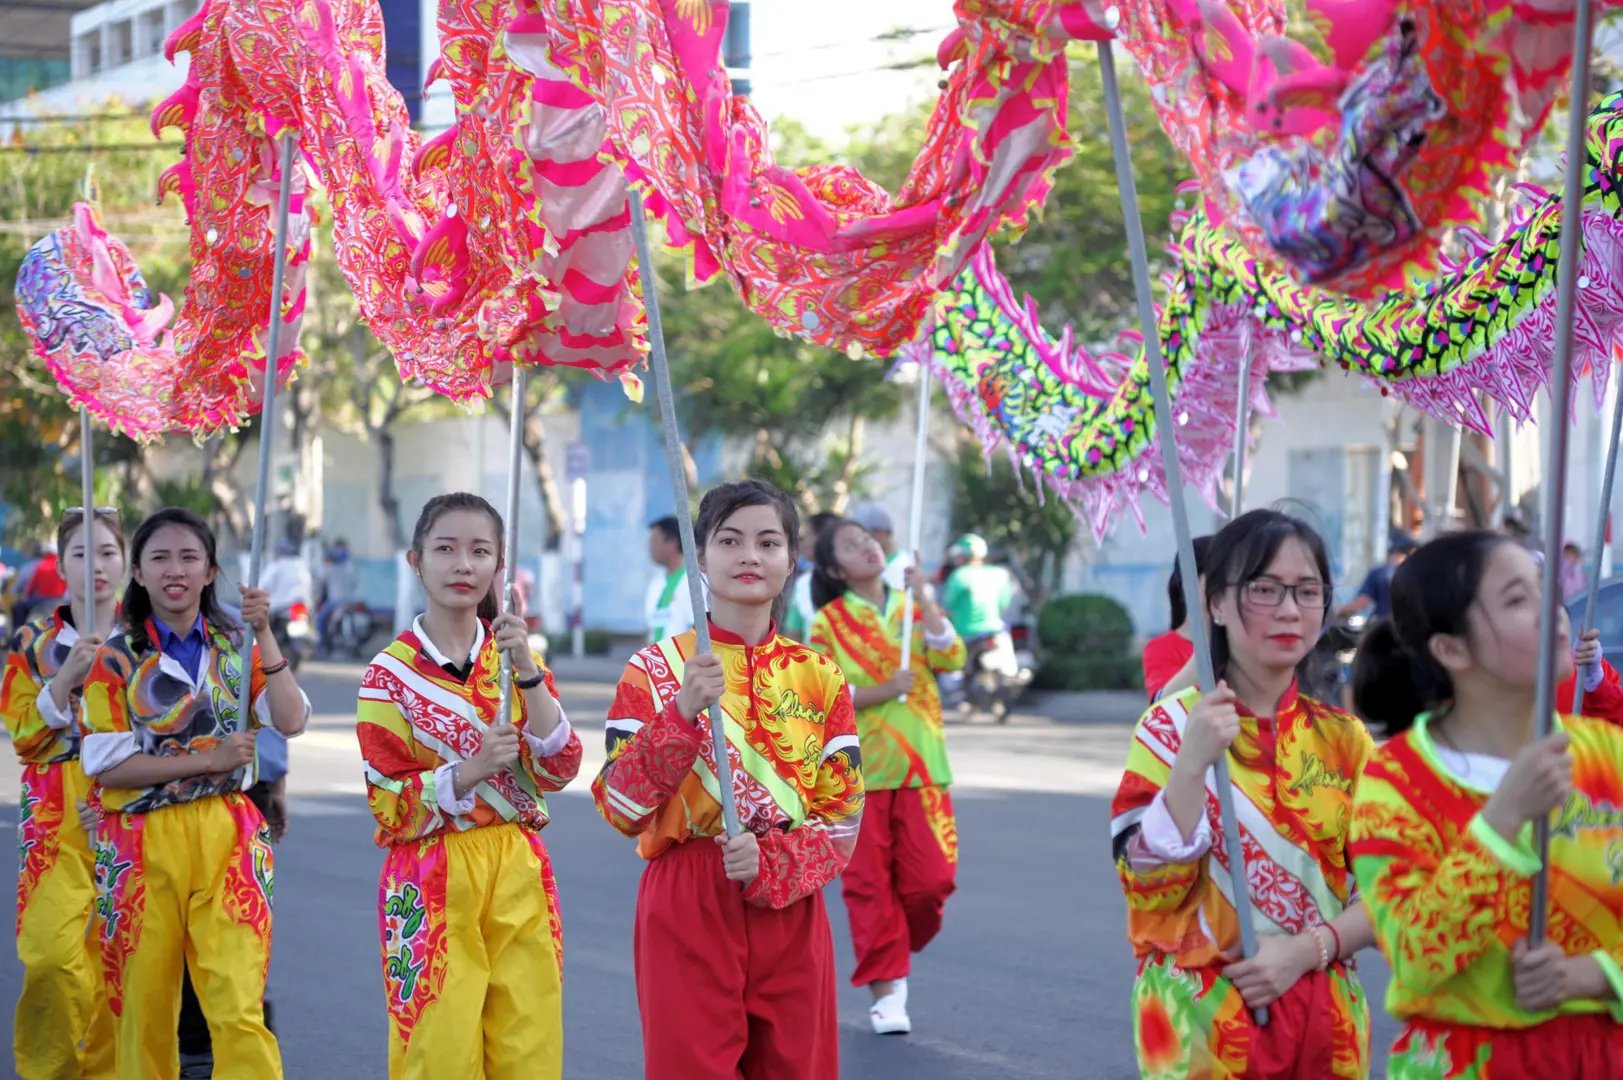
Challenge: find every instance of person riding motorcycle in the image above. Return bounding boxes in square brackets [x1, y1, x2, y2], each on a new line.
[940, 534, 1019, 713]
[258, 541, 314, 665]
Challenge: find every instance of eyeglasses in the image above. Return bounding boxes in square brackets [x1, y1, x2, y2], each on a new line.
[1242, 578, 1329, 608]
[65, 507, 120, 518]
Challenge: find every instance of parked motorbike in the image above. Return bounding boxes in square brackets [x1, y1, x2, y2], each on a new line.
[269, 602, 314, 673]
[326, 601, 377, 660]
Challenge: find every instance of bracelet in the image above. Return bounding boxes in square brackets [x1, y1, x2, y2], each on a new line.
[1325, 922, 1342, 963]
[261, 659, 289, 677]
[1309, 926, 1330, 972]
[514, 670, 546, 690]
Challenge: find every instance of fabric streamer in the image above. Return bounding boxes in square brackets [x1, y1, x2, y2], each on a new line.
[1114, 0, 1614, 296]
[918, 89, 1623, 541]
[532, 0, 1111, 356]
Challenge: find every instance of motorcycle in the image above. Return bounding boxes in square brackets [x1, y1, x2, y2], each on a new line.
[326, 601, 378, 660]
[269, 602, 314, 673]
[1300, 613, 1366, 711]
[961, 628, 1035, 723]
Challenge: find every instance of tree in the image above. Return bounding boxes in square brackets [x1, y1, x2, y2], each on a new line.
[0, 107, 191, 540]
[947, 436, 1078, 605]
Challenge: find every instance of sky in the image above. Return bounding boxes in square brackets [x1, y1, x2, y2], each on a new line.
[741, 0, 949, 143]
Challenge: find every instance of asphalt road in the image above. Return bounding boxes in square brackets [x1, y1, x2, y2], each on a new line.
[0, 662, 1403, 1078]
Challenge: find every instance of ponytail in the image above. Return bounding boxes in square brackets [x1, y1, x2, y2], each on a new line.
[1351, 618, 1453, 734]
[479, 585, 500, 624]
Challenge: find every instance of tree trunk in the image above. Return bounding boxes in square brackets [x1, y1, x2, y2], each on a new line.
[829, 414, 866, 514]
[522, 410, 568, 547]
[377, 425, 404, 550]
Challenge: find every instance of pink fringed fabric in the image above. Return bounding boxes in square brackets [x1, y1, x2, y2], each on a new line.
[534, 0, 1108, 355]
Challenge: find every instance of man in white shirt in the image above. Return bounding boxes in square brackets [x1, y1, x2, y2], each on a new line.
[646, 516, 696, 643]
[850, 502, 910, 591]
[258, 542, 313, 614]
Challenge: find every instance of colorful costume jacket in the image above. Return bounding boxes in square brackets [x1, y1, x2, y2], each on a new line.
[81, 617, 306, 814]
[1110, 685, 1374, 1078]
[357, 623, 583, 847]
[593, 622, 865, 910]
[1350, 713, 1623, 1047]
[808, 588, 965, 790]
[2, 607, 84, 765]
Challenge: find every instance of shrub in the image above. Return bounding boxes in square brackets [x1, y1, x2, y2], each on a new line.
[1034, 594, 1139, 691]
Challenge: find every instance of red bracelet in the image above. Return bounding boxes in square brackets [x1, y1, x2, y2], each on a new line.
[1325, 922, 1342, 962]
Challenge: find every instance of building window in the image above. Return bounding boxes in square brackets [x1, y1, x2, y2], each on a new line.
[110, 20, 134, 68]
[78, 32, 103, 75]
[140, 8, 167, 57]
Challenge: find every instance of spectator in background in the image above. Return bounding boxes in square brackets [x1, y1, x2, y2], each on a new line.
[848, 503, 909, 591]
[1333, 533, 1416, 622]
[786, 511, 839, 641]
[1140, 536, 1213, 702]
[13, 541, 65, 628]
[1561, 540, 1589, 601]
[316, 537, 357, 652]
[646, 515, 695, 643]
[258, 540, 313, 616]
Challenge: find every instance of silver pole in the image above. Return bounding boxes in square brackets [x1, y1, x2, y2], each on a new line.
[898, 363, 931, 701]
[628, 189, 741, 838]
[1231, 352, 1252, 519]
[79, 410, 95, 629]
[1096, 37, 1265, 1022]
[1572, 379, 1623, 717]
[497, 369, 528, 727]
[1530, 3, 1595, 945]
[236, 130, 298, 730]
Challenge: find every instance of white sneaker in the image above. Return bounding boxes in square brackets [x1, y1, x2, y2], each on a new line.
[869, 980, 911, 1035]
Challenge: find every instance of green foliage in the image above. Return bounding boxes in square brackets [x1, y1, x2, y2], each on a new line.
[0, 106, 190, 543]
[949, 441, 1076, 602]
[1032, 592, 1140, 691]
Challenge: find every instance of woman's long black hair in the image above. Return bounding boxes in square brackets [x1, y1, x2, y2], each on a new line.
[1203, 509, 1334, 689]
[124, 507, 237, 653]
[411, 492, 505, 622]
[810, 517, 864, 610]
[1352, 530, 1509, 734]
[1167, 535, 1214, 632]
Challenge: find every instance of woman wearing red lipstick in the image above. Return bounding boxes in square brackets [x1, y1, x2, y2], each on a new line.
[357, 493, 581, 1078]
[806, 518, 964, 1036]
[1, 508, 124, 1078]
[1111, 509, 1376, 1078]
[594, 480, 865, 1079]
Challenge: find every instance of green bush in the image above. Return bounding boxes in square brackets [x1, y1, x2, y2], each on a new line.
[1034, 594, 1139, 691]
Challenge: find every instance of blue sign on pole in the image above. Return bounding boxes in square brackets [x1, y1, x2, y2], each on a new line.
[566, 442, 590, 482]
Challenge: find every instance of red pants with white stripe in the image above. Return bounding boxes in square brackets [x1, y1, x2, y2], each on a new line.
[634, 839, 838, 1080]
[841, 786, 957, 987]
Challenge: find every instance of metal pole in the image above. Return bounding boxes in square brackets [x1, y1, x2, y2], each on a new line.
[1573, 377, 1623, 717]
[1530, 2, 1595, 944]
[1231, 351, 1252, 519]
[236, 130, 298, 730]
[898, 363, 931, 701]
[1096, 37, 1264, 1022]
[571, 478, 585, 659]
[628, 188, 741, 838]
[79, 409, 95, 628]
[497, 370, 528, 727]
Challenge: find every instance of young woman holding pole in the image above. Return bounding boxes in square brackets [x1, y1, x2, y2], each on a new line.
[807, 516, 965, 1035]
[2, 507, 124, 1079]
[1351, 531, 1623, 1077]
[357, 492, 581, 1079]
[80, 507, 310, 1077]
[593, 479, 865, 1079]
[1111, 509, 1375, 1078]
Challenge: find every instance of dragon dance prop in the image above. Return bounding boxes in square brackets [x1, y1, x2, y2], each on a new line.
[534, 0, 1110, 357]
[1113, 0, 1614, 296]
[919, 88, 1623, 541]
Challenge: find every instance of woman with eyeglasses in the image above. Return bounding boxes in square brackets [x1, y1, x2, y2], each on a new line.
[1, 507, 123, 1079]
[79, 507, 311, 1077]
[1110, 509, 1376, 1078]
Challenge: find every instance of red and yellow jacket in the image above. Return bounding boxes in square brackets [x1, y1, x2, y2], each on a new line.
[357, 620, 582, 848]
[1351, 711, 1623, 1029]
[1, 608, 83, 765]
[808, 588, 964, 790]
[593, 621, 865, 910]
